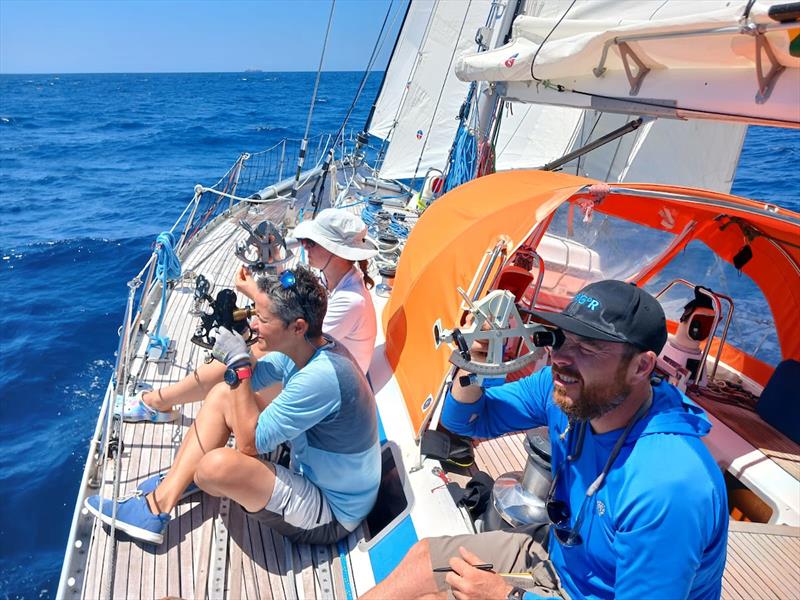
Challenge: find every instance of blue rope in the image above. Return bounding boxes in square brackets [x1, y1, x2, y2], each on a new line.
[336, 197, 368, 209]
[442, 123, 477, 193]
[148, 232, 181, 357]
[360, 203, 409, 238]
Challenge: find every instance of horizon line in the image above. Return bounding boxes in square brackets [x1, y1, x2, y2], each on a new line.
[0, 69, 385, 76]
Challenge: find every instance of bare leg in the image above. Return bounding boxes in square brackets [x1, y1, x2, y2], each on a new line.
[360, 540, 445, 600]
[194, 447, 276, 512]
[147, 382, 233, 514]
[144, 345, 268, 411]
[144, 361, 227, 410]
[147, 380, 275, 515]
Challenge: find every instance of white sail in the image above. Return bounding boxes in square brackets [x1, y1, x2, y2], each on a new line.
[566, 111, 745, 191]
[493, 103, 745, 193]
[493, 101, 584, 171]
[455, 0, 800, 128]
[378, 0, 495, 181]
[368, 1, 437, 140]
[478, 1, 749, 193]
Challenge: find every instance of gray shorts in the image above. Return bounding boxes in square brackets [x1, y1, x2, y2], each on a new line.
[428, 526, 569, 599]
[245, 463, 351, 545]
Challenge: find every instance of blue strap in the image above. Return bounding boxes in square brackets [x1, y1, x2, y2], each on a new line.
[338, 539, 354, 600]
[148, 232, 181, 356]
[360, 204, 409, 238]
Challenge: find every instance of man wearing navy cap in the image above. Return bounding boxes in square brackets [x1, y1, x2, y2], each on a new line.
[364, 280, 728, 600]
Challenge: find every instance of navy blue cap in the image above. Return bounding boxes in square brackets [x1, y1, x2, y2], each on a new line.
[531, 280, 667, 354]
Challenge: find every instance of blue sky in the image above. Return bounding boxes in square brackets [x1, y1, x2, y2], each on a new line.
[0, 0, 405, 73]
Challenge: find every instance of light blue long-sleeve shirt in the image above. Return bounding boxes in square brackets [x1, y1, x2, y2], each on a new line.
[251, 338, 381, 531]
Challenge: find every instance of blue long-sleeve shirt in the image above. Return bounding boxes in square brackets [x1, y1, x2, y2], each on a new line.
[443, 367, 728, 600]
[251, 338, 381, 531]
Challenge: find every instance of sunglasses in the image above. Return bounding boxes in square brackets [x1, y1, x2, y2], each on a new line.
[279, 269, 297, 288]
[298, 238, 317, 249]
[545, 420, 588, 546]
[276, 269, 308, 324]
[546, 392, 653, 546]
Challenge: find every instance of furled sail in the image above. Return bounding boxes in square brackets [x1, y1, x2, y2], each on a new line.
[368, 1, 437, 140]
[481, 1, 750, 193]
[456, 0, 800, 128]
[378, 0, 495, 181]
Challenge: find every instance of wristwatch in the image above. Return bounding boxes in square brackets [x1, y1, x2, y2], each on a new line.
[224, 365, 253, 387]
[507, 586, 527, 600]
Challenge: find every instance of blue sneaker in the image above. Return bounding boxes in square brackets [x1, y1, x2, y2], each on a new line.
[137, 472, 201, 501]
[84, 492, 170, 544]
[116, 391, 178, 423]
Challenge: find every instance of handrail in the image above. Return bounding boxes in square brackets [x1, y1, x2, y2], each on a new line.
[654, 278, 735, 384]
[593, 20, 798, 77]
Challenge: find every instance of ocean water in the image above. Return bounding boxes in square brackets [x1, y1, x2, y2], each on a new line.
[0, 72, 798, 599]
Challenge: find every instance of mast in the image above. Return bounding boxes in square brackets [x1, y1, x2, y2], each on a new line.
[441, 0, 522, 191]
[473, 0, 522, 150]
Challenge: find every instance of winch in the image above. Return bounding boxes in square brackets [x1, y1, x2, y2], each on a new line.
[485, 427, 553, 530]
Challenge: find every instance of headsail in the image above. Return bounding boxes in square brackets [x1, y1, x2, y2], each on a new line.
[456, 0, 800, 128]
[378, 0, 497, 180]
[368, 1, 437, 140]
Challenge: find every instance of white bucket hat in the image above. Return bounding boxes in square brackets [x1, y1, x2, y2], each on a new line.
[294, 208, 379, 261]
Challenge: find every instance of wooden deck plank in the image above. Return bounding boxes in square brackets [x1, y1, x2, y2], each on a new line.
[82, 518, 108, 600]
[726, 535, 784, 599]
[194, 495, 219, 600]
[475, 432, 527, 480]
[720, 576, 746, 600]
[740, 530, 799, 598]
[721, 567, 750, 600]
[474, 440, 503, 478]
[297, 543, 316, 599]
[110, 432, 136, 599]
[185, 492, 203, 600]
[227, 503, 245, 600]
[496, 433, 526, 471]
[152, 418, 176, 599]
[724, 539, 764, 598]
[124, 421, 157, 600]
[240, 516, 270, 600]
[329, 542, 347, 600]
[265, 524, 293, 600]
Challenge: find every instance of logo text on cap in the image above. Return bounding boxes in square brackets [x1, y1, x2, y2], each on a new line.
[573, 293, 600, 311]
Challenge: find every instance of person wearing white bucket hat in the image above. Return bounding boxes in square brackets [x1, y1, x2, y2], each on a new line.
[118, 208, 379, 423]
[293, 208, 378, 373]
[294, 207, 379, 262]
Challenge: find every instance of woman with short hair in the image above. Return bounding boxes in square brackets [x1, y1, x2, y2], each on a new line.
[120, 208, 379, 423]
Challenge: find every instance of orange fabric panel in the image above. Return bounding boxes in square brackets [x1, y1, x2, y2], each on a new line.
[593, 186, 800, 362]
[383, 171, 798, 436]
[383, 170, 592, 437]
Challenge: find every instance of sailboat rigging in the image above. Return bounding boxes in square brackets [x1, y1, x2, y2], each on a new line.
[58, 1, 800, 598]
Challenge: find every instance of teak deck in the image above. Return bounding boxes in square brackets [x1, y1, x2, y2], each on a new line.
[73, 203, 798, 599]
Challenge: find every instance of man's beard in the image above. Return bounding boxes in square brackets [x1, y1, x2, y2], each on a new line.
[552, 361, 632, 420]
